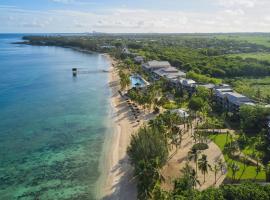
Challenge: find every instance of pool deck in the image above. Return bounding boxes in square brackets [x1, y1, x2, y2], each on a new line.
[130, 74, 150, 88]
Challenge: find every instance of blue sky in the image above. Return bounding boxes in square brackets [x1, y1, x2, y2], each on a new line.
[0, 0, 270, 33]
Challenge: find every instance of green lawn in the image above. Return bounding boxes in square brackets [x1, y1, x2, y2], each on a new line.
[209, 134, 265, 181]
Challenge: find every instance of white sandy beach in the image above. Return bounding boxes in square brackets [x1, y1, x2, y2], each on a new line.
[98, 54, 139, 200]
[97, 54, 226, 199]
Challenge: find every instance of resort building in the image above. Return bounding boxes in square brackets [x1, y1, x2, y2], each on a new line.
[181, 79, 197, 95]
[134, 56, 144, 64]
[197, 83, 216, 90]
[223, 92, 254, 112]
[142, 60, 171, 72]
[214, 90, 254, 112]
[171, 109, 189, 118]
[153, 66, 186, 81]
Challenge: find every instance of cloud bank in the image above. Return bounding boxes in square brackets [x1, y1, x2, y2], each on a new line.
[0, 0, 270, 33]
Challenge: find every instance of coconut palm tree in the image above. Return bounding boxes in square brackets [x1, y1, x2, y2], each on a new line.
[198, 154, 212, 183]
[229, 162, 240, 182]
[149, 118, 166, 134]
[188, 148, 199, 174]
[265, 162, 270, 182]
[119, 71, 130, 91]
[213, 163, 220, 184]
[180, 163, 200, 189]
[255, 165, 262, 180]
[171, 126, 183, 150]
[217, 159, 226, 176]
[225, 131, 229, 145]
[189, 168, 201, 189]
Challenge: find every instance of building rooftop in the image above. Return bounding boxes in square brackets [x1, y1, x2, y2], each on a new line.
[214, 84, 231, 89]
[224, 92, 252, 105]
[171, 109, 189, 118]
[182, 79, 196, 86]
[153, 67, 186, 79]
[197, 83, 215, 89]
[145, 60, 171, 68]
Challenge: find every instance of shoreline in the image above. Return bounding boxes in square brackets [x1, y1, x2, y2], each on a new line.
[96, 54, 138, 200]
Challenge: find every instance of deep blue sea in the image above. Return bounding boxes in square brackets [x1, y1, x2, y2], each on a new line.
[0, 34, 111, 199]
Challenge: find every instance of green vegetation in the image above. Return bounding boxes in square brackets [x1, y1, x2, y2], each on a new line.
[228, 53, 270, 62]
[239, 105, 270, 134]
[187, 71, 222, 84]
[127, 111, 185, 199]
[23, 33, 270, 199]
[127, 126, 169, 199]
[228, 76, 270, 102]
[216, 34, 270, 48]
[209, 134, 265, 180]
[24, 34, 270, 79]
[154, 179, 270, 199]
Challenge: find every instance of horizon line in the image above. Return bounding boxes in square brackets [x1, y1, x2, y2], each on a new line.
[1, 31, 270, 35]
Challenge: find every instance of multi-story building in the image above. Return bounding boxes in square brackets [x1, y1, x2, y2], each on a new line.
[153, 66, 186, 81]
[142, 60, 171, 73]
[134, 56, 144, 64]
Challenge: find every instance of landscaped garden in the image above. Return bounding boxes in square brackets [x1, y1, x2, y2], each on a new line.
[209, 133, 266, 181]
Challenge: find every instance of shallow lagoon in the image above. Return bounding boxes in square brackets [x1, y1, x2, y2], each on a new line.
[0, 34, 111, 199]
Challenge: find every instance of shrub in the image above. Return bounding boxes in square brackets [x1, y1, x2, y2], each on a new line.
[192, 143, 209, 151]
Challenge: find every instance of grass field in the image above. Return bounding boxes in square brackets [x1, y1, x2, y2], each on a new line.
[209, 134, 265, 181]
[230, 76, 270, 102]
[228, 53, 270, 62]
[216, 34, 270, 48]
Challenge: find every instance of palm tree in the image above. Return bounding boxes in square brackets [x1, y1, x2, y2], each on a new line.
[265, 162, 270, 182]
[188, 148, 199, 174]
[149, 118, 166, 135]
[255, 165, 262, 180]
[119, 71, 130, 91]
[225, 131, 229, 145]
[181, 163, 200, 189]
[217, 159, 225, 176]
[198, 154, 212, 183]
[189, 168, 201, 189]
[171, 126, 183, 150]
[229, 162, 240, 182]
[213, 163, 220, 184]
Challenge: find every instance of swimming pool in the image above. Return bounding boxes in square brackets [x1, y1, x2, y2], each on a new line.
[130, 75, 149, 88]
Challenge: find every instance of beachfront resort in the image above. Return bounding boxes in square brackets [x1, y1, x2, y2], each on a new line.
[22, 35, 270, 200]
[114, 46, 270, 199]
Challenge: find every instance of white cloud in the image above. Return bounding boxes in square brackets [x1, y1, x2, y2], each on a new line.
[217, 0, 257, 8]
[1, 3, 270, 33]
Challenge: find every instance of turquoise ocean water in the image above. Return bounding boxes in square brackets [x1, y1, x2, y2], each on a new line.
[0, 34, 111, 200]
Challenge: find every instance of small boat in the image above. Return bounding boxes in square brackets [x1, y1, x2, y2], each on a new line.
[102, 69, 109, 73]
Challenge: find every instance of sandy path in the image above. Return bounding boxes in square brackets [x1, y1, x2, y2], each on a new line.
[162, 121, 227, 191]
